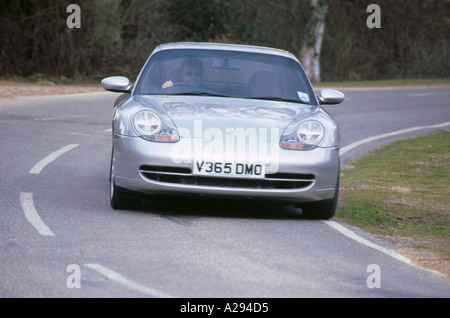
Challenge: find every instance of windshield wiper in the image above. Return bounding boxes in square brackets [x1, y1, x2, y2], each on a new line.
[248, 96, 310, 105]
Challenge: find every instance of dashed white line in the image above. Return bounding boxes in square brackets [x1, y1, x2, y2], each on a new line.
[19, 192, 55, 236]
[84, 263, 175, 298]
[22, 143, 80, 235]
[22, 137, 174, 295]
[29, 144, 79, 174]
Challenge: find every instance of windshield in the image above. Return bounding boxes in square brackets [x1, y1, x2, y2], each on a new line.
[134, 49, 317, 105]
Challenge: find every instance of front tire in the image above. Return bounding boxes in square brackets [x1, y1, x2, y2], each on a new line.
[301, 172, 339, 220]
[301, 197, 338, 220]
[110, 149, 141, 210]
[110, 179, 129, 210]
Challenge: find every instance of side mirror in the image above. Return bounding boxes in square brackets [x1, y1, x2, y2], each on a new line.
[318, 89, 345, 105]
[101, 76, 132, 93]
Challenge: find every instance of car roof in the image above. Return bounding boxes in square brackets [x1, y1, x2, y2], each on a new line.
[152, 42, 299, 61]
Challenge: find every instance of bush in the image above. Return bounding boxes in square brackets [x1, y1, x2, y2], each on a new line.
[1, 0, 448, 81]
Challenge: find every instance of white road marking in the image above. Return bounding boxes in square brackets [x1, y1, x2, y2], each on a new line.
[332, 121, 450, 275]
[324, 221, 443, 276]
[325, 220, 412, 264]
[20, 116, 447, 290]
[340, 121, 450, 156]
[19, 192, 55, 236]
[408, 92, 450, 97]
[29, 144, 79, 174]
[84, 263, 175, 298]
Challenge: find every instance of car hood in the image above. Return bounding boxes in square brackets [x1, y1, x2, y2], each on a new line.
[136, 95, 313, 139]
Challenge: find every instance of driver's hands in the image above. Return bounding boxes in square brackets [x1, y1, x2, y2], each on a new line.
[162, 80, 173, 89]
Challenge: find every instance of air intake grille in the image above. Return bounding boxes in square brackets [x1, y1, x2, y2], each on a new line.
[139, 165, 314, 189]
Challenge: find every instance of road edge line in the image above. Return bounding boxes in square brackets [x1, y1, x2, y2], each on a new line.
[340, 121, 450, 156]
[324, 221, 443, 277]
[335, 122, 450, 277]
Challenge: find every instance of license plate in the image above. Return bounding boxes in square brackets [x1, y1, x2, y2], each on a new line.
[193, 161, 265, 179]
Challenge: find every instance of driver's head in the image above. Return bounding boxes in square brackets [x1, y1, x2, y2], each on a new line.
[180, 59, 202, 86]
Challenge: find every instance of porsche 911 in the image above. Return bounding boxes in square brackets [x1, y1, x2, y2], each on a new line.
[101, 42, 344, 219]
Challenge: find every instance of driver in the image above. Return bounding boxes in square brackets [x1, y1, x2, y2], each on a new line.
[162, 59, 203, 88]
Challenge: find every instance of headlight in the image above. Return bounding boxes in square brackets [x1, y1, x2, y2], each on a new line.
[280, 120, 325, 151]
[297, 120, 324, 145]
[133, 110, 179, 142]
[134, 111, 161, 135]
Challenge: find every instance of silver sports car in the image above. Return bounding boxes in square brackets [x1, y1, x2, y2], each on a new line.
[102, 42, 344, 219]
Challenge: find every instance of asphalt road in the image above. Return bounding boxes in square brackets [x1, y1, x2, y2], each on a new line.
[0, 86, 449, 298]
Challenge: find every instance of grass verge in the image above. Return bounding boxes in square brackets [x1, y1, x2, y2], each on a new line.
[337, 131, 449, 275]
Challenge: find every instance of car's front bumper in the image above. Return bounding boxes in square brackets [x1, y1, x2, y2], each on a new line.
[113, 135, 340, 204]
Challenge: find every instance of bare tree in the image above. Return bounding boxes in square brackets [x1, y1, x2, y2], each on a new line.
[299, 0, 330, 82]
